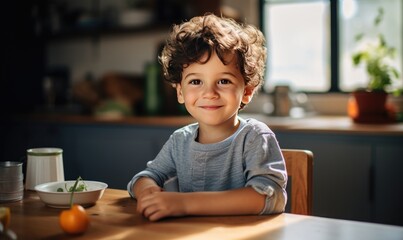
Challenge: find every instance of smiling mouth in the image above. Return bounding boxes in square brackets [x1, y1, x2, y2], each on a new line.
[199, 105, 222, 110]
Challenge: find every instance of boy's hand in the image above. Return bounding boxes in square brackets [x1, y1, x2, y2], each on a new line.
[137, 192, 186, 221]
[137, 185, 162, 199]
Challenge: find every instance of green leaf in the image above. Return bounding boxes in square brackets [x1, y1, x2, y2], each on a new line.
[352, 53, 363, 65]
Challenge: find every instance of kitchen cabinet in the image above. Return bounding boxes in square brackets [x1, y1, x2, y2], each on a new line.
[275, 131, 403, 226]
[68, 124, 173, 189]
[275, 132, 373, 221]
[373, 141, 403, 226]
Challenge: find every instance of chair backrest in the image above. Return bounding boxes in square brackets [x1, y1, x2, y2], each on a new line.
[282, 149, 313, 215]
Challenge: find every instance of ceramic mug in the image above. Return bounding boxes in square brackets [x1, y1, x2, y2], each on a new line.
[25, 148, 65, 190]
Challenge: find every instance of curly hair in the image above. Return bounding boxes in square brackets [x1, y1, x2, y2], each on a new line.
[159, 14, 267, 90]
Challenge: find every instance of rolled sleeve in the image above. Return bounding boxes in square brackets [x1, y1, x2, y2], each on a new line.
[247, 176, 287, 214]
[244, 131, 288, 214]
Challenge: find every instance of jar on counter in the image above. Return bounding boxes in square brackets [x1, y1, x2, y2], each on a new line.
[273, 85, 292, 116]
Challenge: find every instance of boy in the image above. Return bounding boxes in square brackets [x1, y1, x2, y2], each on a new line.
[128, 14, 287, 221]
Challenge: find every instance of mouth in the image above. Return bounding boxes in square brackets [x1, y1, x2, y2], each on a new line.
[199, 105, 222, 110]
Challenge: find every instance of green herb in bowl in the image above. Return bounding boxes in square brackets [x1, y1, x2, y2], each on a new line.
[56, 177, 88, 193]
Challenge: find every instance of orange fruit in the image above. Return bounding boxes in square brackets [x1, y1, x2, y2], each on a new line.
[0, 207, 11, 229]
[59, 204, 89, 235]
[347, 96, 359, 119]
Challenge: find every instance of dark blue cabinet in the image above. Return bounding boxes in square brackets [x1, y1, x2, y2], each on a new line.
[69, 124, 173, 189]
[275, 131, 403, 226]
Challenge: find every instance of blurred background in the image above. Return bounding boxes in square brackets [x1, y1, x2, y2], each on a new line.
[0, 0, 258, 117]
[0, 0, 402, 117]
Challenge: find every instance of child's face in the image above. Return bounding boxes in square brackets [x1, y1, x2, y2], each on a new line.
[176, 51, 254, 127]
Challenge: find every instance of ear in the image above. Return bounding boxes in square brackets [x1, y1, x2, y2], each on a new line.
[176, 84, 185, 104]
[241, 86, 255, 105]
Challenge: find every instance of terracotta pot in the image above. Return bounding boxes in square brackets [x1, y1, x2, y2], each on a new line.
[353, 90, 387, 114]
[347, 90, 393, 123]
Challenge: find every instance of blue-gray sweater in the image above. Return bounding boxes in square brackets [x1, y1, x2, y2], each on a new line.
[127, 117, 287, 214]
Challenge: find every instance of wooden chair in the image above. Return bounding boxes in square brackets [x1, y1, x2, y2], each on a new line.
[282, 149, 313, 215]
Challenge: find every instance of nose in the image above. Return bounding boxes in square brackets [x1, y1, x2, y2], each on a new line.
[202, 83, 219, 99]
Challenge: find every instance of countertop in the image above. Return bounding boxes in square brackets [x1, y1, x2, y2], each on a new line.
[7, 113, 403, 136]
[243, 114, 403, 136]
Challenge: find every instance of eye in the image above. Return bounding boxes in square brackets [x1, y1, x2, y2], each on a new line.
[189, 79, 202, 85]
[218, 79, 231, 84]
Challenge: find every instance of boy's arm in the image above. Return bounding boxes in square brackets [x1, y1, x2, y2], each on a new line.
[185, 187, 265, 215]
[133, 177, 163, 200]
[137, 186, 265, 221]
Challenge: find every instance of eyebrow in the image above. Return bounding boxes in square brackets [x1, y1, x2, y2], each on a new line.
[221, 72, 239, 78]
[183, 73, 199, 80]
[183, 72, 239, 80]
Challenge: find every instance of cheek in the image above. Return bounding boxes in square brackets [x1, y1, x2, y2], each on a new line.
[182, 90, 197, 103]
[223, 87, 244, 99]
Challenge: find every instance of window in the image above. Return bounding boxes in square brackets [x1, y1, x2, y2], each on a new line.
[262, 0, 330, 92]
[261, 0, 402, 93]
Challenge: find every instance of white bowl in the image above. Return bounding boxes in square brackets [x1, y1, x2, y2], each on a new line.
[35, 180, 108, 208]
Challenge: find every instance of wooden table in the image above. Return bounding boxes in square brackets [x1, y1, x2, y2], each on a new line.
[2, 189, 403, 240]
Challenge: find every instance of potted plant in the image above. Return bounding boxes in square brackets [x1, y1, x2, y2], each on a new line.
[348, 7, 401, 123]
